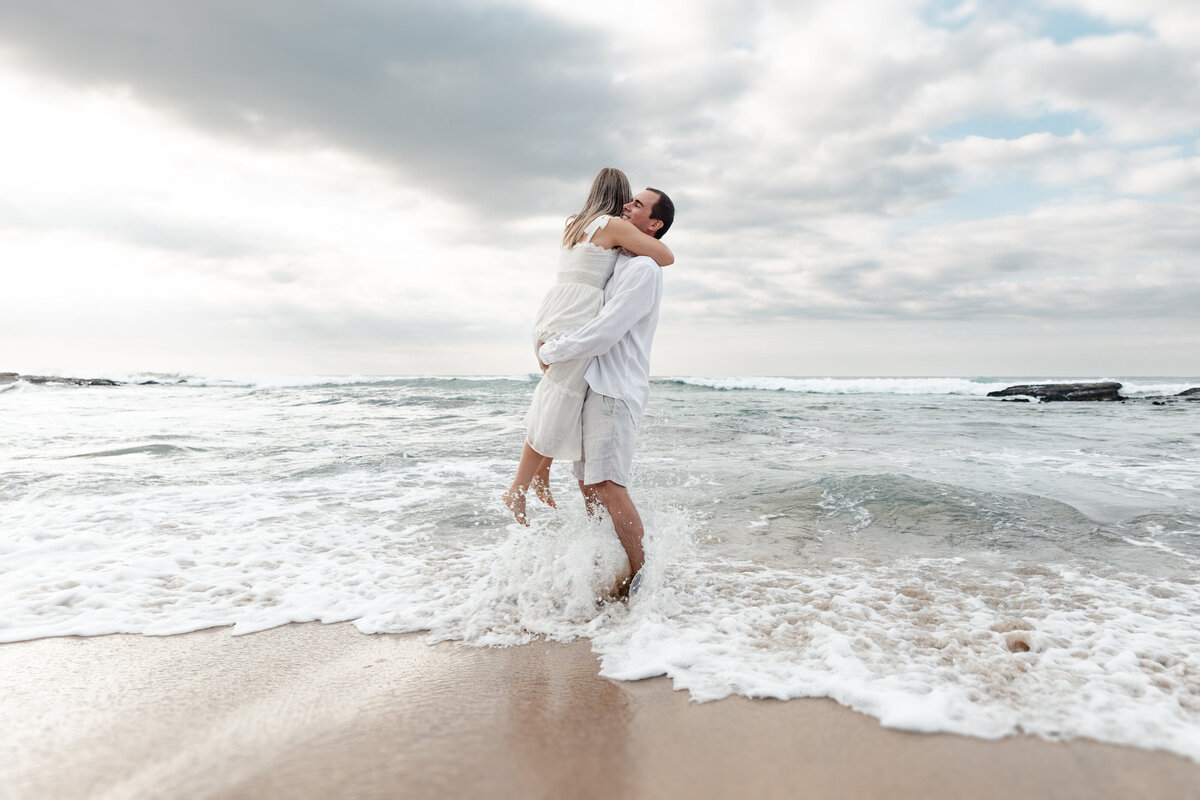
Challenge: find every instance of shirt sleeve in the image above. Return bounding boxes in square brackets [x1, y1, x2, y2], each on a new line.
[539, 257, 660, 365]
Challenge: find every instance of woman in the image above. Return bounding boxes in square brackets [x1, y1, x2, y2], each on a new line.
[503, 167, 673, 525]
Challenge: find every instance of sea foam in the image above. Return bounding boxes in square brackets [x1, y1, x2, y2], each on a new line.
[3, 375, 1199, 763]
[666, 376, 1200, 397]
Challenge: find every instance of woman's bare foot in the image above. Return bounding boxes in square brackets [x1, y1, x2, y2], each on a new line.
[502, 488, 529, 526]
[530, 475, 557, 508]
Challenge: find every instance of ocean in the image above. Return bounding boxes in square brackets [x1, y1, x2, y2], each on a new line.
[3, 374, 1198, 761]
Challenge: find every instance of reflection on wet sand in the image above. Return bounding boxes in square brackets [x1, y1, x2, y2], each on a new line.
[2, 622, 1198, 800]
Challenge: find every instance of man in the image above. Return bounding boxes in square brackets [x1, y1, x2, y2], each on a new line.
[538, 187, 675, 595]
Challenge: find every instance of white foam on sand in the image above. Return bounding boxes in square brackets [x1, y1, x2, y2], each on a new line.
[4, 483, 1200, 762]
[593, 552, 1200, 761]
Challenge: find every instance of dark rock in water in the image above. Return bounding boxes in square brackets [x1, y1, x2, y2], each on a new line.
[0, 372, 17, 384]
[139, 380, 161, 385]
[8, 373, 123, 386]
[987, 382, 1124, 402]
[1179, 387, 1200, 397]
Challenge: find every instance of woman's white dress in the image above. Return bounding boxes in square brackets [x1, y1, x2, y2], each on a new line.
[524, 215, 618, 461]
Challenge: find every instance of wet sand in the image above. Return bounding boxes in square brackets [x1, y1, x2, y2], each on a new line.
[2, 622, 1197, 800]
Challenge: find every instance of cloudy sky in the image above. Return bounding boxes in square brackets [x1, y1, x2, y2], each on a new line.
[2, 0, 1197, 377]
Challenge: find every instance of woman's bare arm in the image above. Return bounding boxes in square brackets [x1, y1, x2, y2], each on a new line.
[592, 218, 674, 266]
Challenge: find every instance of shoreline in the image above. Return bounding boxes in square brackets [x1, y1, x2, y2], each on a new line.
[2, 622, 1198, 799]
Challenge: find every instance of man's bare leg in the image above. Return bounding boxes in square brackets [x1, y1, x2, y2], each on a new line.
[503, 443, 548, 526]
[582, 481, 634, 597]
[588, 480, 645, 578]
[578, 480, 603, 517]
[530, 457, 556, 507]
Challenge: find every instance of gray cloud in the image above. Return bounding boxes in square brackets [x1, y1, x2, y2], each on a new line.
[3, 0, 1199, 368]
[0, 0, 619, 215]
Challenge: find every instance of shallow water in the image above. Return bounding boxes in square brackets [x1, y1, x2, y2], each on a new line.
[3, 374, 1199, 760]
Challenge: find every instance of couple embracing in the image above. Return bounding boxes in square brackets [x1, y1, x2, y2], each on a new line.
[503, 167, 675, 595]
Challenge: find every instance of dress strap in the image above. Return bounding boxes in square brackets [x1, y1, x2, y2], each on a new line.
[583, 215, 612, 242]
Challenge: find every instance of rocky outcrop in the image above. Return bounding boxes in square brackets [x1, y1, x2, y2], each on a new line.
[987, 382, 1124, 402]
[1, 373, 123, 386]
[3, 373, 189, 386]
[1179, 387, 1200, 397]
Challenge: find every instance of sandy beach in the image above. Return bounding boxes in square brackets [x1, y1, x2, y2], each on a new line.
[0, 623, 1196, 800]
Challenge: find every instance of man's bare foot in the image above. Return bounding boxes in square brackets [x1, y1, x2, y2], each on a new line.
[602, 561, 633, 601]
[530, 475, 557, 508]
[610, 570, 644, 601]
[502, 488, 529, 526]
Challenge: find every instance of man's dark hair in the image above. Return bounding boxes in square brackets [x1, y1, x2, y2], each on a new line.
[646, 188, 674, 239]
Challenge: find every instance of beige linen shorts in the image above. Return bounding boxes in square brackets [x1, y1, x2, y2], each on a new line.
[572, 389, 636, 487]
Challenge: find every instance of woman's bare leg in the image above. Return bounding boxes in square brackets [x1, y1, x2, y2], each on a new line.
[530, 457, 556, 507]
[503, 443, 547, 525]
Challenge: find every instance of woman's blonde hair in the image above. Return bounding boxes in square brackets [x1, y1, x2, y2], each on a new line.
[562, 167, 632, 248]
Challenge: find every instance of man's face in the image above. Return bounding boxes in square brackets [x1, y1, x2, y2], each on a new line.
[622, 190, 663, 237]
